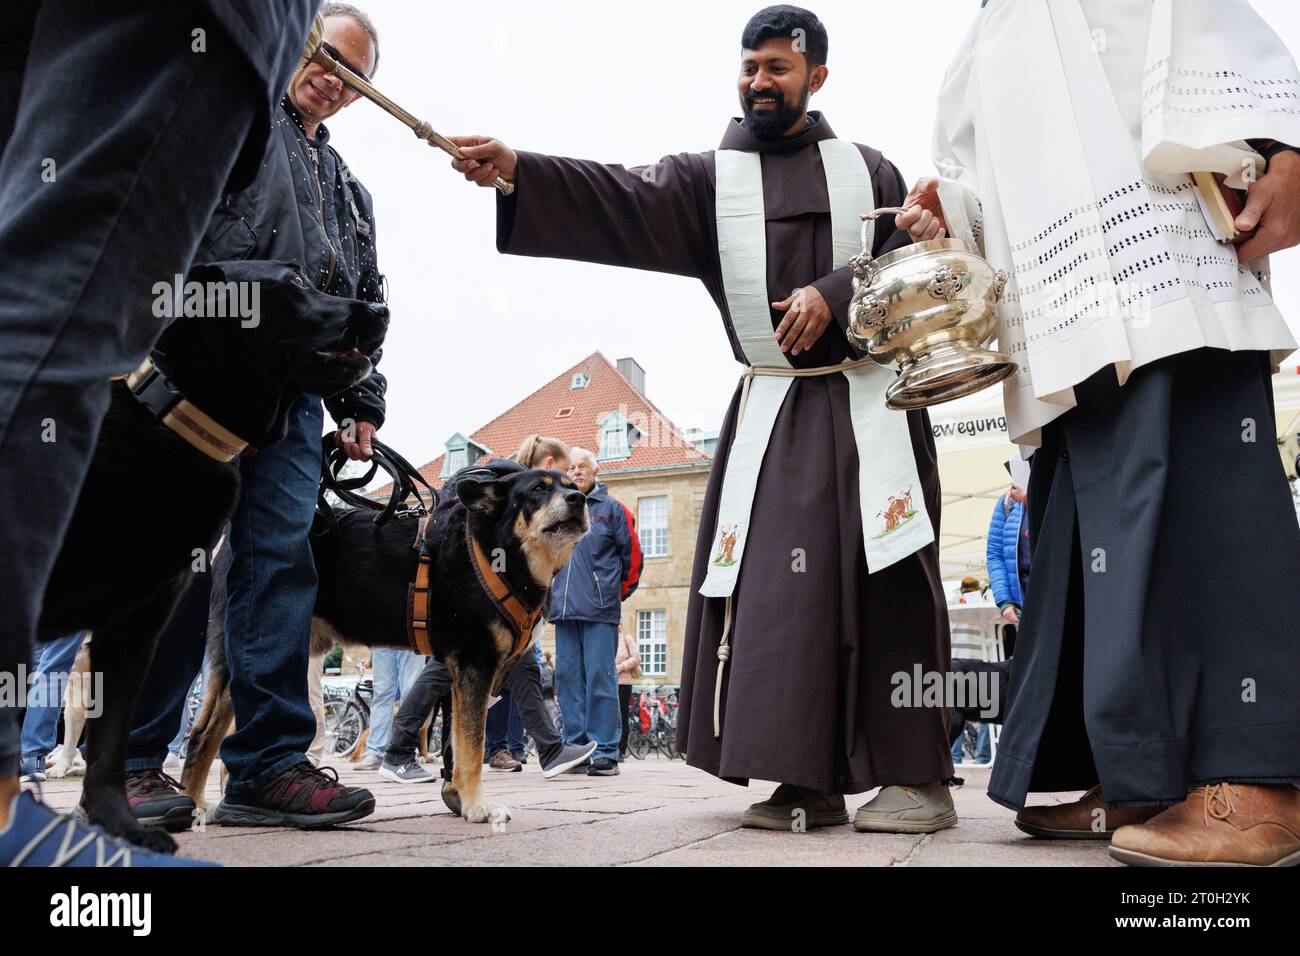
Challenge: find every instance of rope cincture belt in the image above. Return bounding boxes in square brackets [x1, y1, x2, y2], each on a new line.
[712, 352, 881, 739]
[114, 356, 249, 463]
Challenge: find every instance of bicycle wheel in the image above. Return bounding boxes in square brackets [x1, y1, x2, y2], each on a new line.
[628, 725, 650, 760]
[324, 700, 366, 758]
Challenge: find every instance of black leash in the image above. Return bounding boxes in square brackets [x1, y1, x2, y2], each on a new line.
[314, 434, 437, 534]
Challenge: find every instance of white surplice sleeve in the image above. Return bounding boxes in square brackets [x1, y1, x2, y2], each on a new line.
[932, 20, 986, 254]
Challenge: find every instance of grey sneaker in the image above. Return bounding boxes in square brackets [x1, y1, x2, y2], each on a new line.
[853, 783, 957, 834]
[378, 758, 435, 784]
[541, 741, 598, 779]
[354, 753, 382, 771]
[741, 784, 848, 830]
[587, 757, 620, 776]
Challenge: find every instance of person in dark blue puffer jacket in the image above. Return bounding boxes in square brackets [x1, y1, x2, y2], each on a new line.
[548, 448, 642, 776]
[986, 482, 1029, 639]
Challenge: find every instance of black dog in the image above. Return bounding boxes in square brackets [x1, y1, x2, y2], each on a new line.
[188, 467, 589, 825]
[947, 658, 1011, 761]
[36, 260, 387, 853]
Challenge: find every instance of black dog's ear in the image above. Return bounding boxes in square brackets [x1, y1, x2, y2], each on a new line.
[186, 261, 228, 284]
[457, 479, 504, 515]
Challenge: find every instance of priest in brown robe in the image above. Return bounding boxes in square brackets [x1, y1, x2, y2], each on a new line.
[448, 5, 956, 833]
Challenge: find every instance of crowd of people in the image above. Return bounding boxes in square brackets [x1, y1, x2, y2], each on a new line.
[1, 0, 1299, 869]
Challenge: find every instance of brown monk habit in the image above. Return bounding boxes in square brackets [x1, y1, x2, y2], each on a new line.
[496, 112, 953, 794]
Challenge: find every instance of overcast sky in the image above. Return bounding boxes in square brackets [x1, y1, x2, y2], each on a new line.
[324, 0, 1300, 470]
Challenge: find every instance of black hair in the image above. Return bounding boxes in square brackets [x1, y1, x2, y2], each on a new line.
[741, 5, 829, 67]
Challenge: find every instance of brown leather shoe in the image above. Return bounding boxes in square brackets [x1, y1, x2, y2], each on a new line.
[1015, 785, 1162, 839]
[1110, 783, 1300, 867]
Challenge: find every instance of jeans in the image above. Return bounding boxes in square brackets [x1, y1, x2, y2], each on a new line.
[952, 722, 994, 764]
[18, 632, 84, 767]
[364, 648, 425, 760]
[485, 688, 526, 757]
[0, 0, 259, 779]
[127, 574, 211, 771]
[554, 620, 620, 761]
[221, 395, 325, 794]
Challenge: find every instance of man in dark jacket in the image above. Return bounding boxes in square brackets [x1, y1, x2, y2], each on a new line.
[549, 449, 642, 777]
[120, 3, 388, 832]
[0, 0, 316, 865]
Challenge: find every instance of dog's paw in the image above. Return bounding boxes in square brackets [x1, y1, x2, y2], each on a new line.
[46, 762, 71, 780]
[119, 825, 178, 855]
[463, 802, 511, 825]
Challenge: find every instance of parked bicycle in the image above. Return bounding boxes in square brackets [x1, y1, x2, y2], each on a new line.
[322, 678, 373, 758]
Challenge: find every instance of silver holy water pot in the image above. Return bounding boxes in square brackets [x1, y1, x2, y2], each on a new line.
[846, 208, 1015, 410]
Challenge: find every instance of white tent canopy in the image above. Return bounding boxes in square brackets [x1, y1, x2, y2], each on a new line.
[935, 365, 1300, 582]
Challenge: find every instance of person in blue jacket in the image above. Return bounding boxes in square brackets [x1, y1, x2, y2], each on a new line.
[953, 482, 1029, 766]
[549, 448, 643, 777]
[986, 482, 1029, 642]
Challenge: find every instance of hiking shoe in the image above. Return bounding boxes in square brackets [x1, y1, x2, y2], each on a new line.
[378, 758, 435, 784]
[212, 762, 374, 827]
[742, 784, 848, 830]
[1109, 783, 1300, 867]
[354, 753, 382, 771]
[587, 757, 620, 776]
[125, 769, 196, 832]
[853, 784, 958, 834]
[541, 741, 598, 779]
[488, 750, 522, 773]
[0, 791, 216, 867]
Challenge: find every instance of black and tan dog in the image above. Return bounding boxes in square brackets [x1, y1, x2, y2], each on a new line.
[36, 260, 388, 853]
[186, 466, 588, 825]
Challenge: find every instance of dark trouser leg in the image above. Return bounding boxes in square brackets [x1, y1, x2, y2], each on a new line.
[386, 656, 452, 766]
[221, 398, 324, 794]
[618, 684, 632, 756]
[125, 574, 211, 771]
[504, 649, 562, 762]
[0, 1, 257, 779]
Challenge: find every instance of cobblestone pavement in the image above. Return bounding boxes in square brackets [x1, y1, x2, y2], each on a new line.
[36, 757, 1118, 866]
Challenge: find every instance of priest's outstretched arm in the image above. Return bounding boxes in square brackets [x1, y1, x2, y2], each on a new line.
[447, 135, 715, 279]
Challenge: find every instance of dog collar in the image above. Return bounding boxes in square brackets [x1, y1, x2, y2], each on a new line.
[115, 357, 249, 463]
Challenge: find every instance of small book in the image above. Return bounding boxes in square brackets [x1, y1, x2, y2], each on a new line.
[1191, 171, 1245, 243]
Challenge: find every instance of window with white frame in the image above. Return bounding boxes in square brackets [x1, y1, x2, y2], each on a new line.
[599, 413, 630, 460]
[636, 610, 668, 676]
[638, 495, 668, 557]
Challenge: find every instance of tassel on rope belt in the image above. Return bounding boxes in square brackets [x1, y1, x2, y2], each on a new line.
[712, 352, 880, 738]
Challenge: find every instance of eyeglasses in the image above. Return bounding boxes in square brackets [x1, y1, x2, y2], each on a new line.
[320, 41, 370, 82]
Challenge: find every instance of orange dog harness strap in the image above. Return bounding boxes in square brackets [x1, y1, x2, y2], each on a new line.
[466, 523, 543, 665]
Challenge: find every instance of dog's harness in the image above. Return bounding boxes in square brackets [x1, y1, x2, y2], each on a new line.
[314, 444, 544, 663]
[465, 523, 544, 668]
[113, 356, 249, 462]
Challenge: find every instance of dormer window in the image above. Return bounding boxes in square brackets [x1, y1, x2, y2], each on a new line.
[440, 432, 490, 477]
[598, 412, 639, 461]
[570, 372, 590, 390]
